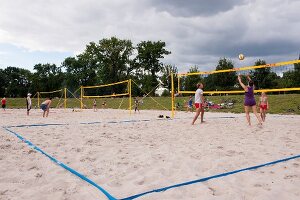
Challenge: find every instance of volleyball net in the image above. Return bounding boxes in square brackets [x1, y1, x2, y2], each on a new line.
[170, 59, 300, 116]
[34, 88, 67, 109]
[177, 59, 300, 95]
[80, 79, 132, 113]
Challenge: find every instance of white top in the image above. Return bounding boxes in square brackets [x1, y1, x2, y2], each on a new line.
[27, 96, 32, 106]
[194, 88, 203, 103]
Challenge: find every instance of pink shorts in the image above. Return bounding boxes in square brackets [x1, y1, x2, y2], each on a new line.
[260, 104, 267, 110]
[195, 103, 202, 109]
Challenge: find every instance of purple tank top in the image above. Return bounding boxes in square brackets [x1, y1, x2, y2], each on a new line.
[244, 86, 256, 106]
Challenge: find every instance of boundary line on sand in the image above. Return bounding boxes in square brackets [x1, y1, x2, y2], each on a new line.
[2, 122, 299, 200]
[3, 126, 117, 200]
[120, 154, 300, 200]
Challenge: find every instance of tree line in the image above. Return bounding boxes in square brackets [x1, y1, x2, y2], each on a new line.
[0, 36, 299, 97]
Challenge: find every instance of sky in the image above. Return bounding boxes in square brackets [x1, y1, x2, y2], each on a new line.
[0, 0, 299, 73]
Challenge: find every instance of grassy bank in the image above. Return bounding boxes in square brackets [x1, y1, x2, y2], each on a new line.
[3, 94, 300, 115]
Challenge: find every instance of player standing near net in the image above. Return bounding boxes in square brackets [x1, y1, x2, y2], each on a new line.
[186, 95, 193, 112]
[93, 99, 97, 112]
[259, 92, 269, 122]
[40, 97, 52, 117]
[26, 93, 32, 116]
[192, 83, 205, 125]
[134, 97, 140, 113]
[1, 97, 6, 111]
[238, 75, 262, 126]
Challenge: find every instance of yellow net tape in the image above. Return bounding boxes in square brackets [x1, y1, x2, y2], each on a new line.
[180, 87, 300, 95]
[83, 93, 129, 98]
[177, 59, 300, 94]
[82, 80, 129, 89]
[39, 89, 63, 94]
[178, 59, 300, 76]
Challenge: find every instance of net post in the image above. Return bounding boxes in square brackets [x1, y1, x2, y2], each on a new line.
[80, 86, 83, 109]
[171, 73, 175, 118]
[177, 74, 181, 94]
[37, 92, 40, 106]
[64, 88, 67, 109]
[129, 79, 132, 115]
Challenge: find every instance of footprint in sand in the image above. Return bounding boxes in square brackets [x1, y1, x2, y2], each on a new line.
[0, 190, 9, 195]
[226, 150, 236, 156]
[107, 180, 122, 187]
[292, 163, 299, 168]
[208, 187, 217, 196]
[284, 174, 298, 179]
[35, 173, 43, 178]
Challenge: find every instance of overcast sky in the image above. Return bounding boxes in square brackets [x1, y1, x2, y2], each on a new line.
[0, 0, 299, 72]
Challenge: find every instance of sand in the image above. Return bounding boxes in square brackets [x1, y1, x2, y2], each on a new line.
[0, 108, 299, 200]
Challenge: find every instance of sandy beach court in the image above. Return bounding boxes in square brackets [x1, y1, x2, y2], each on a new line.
[0, 109, 299, 200]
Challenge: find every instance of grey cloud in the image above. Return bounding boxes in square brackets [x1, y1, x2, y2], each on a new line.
[0, 0, 299, 72]
[148, 0, 249, 17]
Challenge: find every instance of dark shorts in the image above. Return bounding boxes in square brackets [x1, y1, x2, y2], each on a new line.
[40, 104, 47, 111]
[27, 103, 31, 111]
[2, 104, 6, 108]
[244, 99, 256, 107]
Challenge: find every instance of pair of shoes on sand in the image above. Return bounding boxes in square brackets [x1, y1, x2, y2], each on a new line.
[158, 115, 170, 119]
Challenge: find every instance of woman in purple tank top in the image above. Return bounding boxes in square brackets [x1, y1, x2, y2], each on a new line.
[238, 75, 262, 126]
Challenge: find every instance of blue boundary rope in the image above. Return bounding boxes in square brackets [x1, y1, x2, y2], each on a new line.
[80, 119, 151, 125]
[120, 154, 300, 200]
[6, 123, 68, 128]
[3, 122, 299, 200]
[4, 127, 116, 200]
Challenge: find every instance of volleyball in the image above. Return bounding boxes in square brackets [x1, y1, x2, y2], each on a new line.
[239, 54, 245, 60]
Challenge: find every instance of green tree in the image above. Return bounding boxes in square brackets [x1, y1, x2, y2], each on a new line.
[251, 59, 279, 89]
[62, 55, 98, 92]
[3, 67, 32, 97]
[74, 37, 135, 95]
[183, 66, 203, 92]
[136, 41, 171, 95]
[83, 37, 135, 85]
[160, 64, 178, 92]
[31, 63, 65, 92]
[212, 58, 236, 90]
[276, 71, 296, 88]
[293, 55, 300, 86]
[0, 69, 8, 96]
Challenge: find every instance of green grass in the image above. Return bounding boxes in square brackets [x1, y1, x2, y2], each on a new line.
[3, 94, 300, 114]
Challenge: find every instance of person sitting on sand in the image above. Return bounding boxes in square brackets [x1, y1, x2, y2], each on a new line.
[238, 75, 262, 126]
[40, 97, 52, 117]
[259, 92, 269, 122]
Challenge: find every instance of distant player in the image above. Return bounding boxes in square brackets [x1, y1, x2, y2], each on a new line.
[26, 93, 32, 115]
[259, 92, 269, 122]
[192, 83, 205, 125]
[186, 95, 193, 112]
[238, 75, 262, 126]
[134, 97, 140, 113]
[40, 97, 52, 117]
[102, 100, 107, 108]
[93, 99, 97, 112]
[1, 97, 6, 111]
